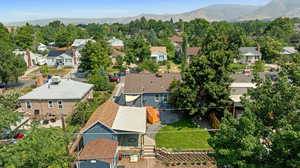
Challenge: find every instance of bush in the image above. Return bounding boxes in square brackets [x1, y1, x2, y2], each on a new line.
[0, 90, 22, 109]
[137, 59, 159, 73]
[87, 71, 115, 92]
[253, 60, 265, 72]
[39, 65, 49, 77]
[67, 92, 110, 127]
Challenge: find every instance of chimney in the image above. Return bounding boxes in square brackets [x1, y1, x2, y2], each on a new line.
[72, 49, 77, 65]
[35, 73, 44, 87]
[26, 50, 32, 68]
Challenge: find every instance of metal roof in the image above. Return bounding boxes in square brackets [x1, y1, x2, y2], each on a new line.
[112, 106, 146, 134]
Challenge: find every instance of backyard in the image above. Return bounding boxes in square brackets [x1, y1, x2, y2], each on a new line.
[24, 66, 73, 80]
[155, 118, 212, 151]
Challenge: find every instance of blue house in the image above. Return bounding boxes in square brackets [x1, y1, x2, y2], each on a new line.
[77, 138, 118, 168]
[117, 72, 181, 109]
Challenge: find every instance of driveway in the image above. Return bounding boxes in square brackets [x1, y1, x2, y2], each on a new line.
[4, 80, 35, 89]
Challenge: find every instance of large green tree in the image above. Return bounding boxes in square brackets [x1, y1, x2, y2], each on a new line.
[0, 105, 21, 133]
[259, 36, 283, 62]
[209, 76, 300, 168]
[14, 24, 35, 50]
[124, 35, 150, 63]
[0, 127, 72, 168]
[80, 41, 112, 71]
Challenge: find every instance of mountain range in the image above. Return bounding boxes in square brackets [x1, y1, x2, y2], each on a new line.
[5, 0, 300, 26]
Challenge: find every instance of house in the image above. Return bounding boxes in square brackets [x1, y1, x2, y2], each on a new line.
[81, 101, 146, 147]
[77, 138, 118, 168]
[108, 37, 124, 50]
[169, 35, 183, 47]
[37, 43, 48, 52]
[150, 46, 168, 62]
[110, 49, 125, 65]
[72, 39, 95, 50]
[281, 46, 298, 55]
[186, 47, 201, 63]
[14, 50, 46, 67]
[117, 72, 181, 109]
[230, 72, 278, 118]
[19, 78, 93, 120]
[237, 47, 262, 64]
[47, 48, 80, 67]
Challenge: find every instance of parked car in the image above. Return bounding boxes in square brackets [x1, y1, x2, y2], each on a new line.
[0, 83, 6, 88]
[109, 74, 120, 83]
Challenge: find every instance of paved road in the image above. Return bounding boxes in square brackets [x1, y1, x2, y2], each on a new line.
[4, 80, 36, 89]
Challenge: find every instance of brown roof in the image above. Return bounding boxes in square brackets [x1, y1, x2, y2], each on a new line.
[150, 46, 167, 54]
[186, 47, 201, 56]
[124, 73, 181, 94]
[81, 101, 119, 131]
[111, 49, 125, 58]
[169, 35, 183, 43]
[78, 138, 118, 163]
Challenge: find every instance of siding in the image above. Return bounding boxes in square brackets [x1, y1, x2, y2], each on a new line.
[83, 122, 117, 145]
[78, 159, 111, 168]
[117, 93, 172, 109]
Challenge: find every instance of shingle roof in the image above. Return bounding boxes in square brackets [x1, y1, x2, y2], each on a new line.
[150, 47, 167, 54]
[78, 138, 118, 163]
[169, 35, 183, 43]
[124, 73, 181, 94]
[72, 39, 95, 47]
[186, 47, 201, 56]
[82, 101, 120, 131]
[19, 79, 93, 100]
[239, 47, 261, 56]
[47, 50, 67, 57]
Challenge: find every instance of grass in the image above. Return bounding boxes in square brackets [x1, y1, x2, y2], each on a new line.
[159, 62, 180, 73]
[25, 67, 73, 80]
[230, 63, 246, 72]
[155, 118, 212, 151]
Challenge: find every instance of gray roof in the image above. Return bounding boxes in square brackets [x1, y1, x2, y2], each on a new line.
[239, 47, 261, 56]
[124, 72, 181, 94]
[47, 50, 68, 57]
[231, 72, 278, 83]
[19, 79, 93, 100]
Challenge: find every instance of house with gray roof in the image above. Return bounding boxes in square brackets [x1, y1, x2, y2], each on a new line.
[108, 37, 124, 50]
[281, 46, 298, 55]
[230, 72, 278, 118]
[19, 78, 93, 120]
[237, 47, 262, 64]
[116, 72, 181, 109]
[47, 49, 79, 67]
[72, 39, 95, 49]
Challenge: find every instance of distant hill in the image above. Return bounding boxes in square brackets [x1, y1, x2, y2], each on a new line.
[5, 0, 300, 26]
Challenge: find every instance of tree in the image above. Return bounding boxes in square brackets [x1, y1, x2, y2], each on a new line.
[0, 127, 72, 168]
[80, 41, 112, 71]
[209, 76, 300, 168]
[252, 60, 265, 72]
[125, 35, 150, 63]
[259, 36, 283, 62]
[0, 90, 22, 109]
[170, 25, 235, 120]
[0, 105, 21, 133]
[137, 59, 159, 73]
[87, 70, 114, 92]
[14, 24, 35, 50]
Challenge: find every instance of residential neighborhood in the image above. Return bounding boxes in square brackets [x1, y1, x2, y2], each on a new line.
[1, 0, 300, 168]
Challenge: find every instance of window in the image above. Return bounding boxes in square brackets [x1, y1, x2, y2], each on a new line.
[34, 110, 40, 115]
[65, 59, 72, 63]
[162, 95, 168, 104]
[154, 94, 160, 102]
[48, 101, 54, 108]
[26, 101, 32, 109]
[58, 100, 63, 109]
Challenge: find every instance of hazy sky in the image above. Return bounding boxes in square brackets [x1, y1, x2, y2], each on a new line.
[1, 0, 271, 22]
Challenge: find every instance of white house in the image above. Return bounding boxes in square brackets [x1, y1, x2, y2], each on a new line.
[237, 47, 262, 64]
[72, 39, 95, 49]
[108, 37, 124, 50]
[281, 46, 298, 55]
[46, 49, 79, 67]
[14, 50, 47, 67]
[37, 43, 48, 52]
[150, 46, 168, 62]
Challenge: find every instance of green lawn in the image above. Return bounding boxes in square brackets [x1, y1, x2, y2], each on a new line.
[230, 63, 246, 72]
[155, 118, 212, 151]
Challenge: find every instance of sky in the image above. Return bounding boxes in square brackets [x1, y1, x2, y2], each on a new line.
[1, 0, 272, 22]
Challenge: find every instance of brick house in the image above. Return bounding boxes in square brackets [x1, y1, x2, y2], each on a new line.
[19, 78, 93, 120]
